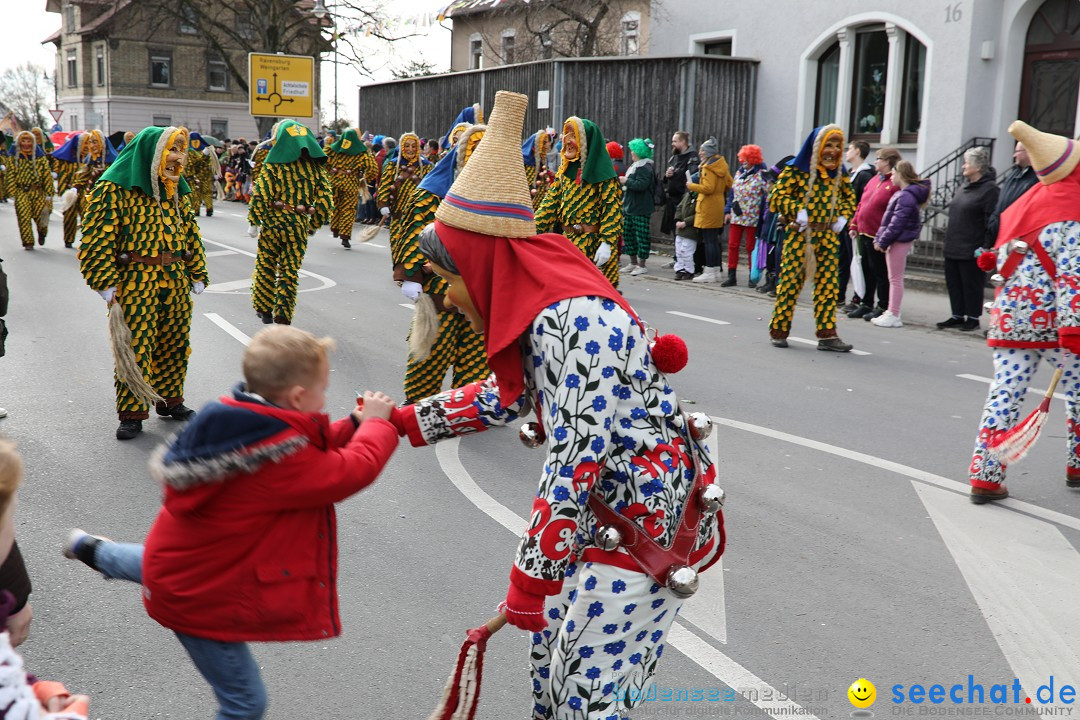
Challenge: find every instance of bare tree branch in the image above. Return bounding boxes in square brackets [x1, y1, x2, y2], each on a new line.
[0, 63, 50, 130]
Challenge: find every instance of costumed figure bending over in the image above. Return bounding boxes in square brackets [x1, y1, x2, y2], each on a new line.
[390, 91, 726, 720]
[8, 131, 55, 249]
[326, 128, 379, 249]
[183, 132, 217, 217]
[78, 126, 209, 440]
[534, 116, 624, 287]
[377, 132, 432, 252]
[968, 121, 1080, 504]
[523, 129, 554, 211]
[247, 120, 332, 325]
[54, 130, 117, 249]
[767, 124, 857, 351]
[394, 114, 489, 403]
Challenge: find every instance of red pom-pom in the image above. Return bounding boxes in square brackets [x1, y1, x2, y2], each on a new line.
[977, 251, 997, 272]
[651, 334, 688, 374]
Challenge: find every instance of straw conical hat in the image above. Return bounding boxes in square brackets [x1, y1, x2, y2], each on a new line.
[436, 90, 536, 238]
[1009, 120, 1080, 185]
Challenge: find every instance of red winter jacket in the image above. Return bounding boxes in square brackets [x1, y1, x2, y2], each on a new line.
[852, 172, 899, 237]
[142, 385, 399, 643]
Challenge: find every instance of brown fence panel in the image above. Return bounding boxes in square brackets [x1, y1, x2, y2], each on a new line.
[691, 57, 758, 166]
[358, 71, 485, 140]
[478, 62, 557, 133]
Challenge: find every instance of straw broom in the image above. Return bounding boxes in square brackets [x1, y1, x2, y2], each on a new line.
[108, 301, 164, 407]
[356, 215, 384, 243]
[429, 615, 507, 720]
[988, 366, 1064, 464]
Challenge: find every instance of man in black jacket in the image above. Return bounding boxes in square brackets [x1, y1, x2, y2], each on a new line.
[987, 141, 1037, 242]
[838, 141, 876, 313]
[661, 131, 700, 235]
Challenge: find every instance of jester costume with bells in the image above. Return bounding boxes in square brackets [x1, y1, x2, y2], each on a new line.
[326, 128, 379, 249]
[8, 131, 55, 249]
[523, 129, 554, 211]
[54, 130, 117, 248]
[967, 122, 1080, 504]
[78, 126, 209, 439]
[535, 117, 624, 287]
[182, 132, 216, 217]
[767, 124, 857, 351]
[247, 120, 332, 325]
[377, 132, 432, 249]
[394, 120, 489, 403]
[392, 91, 726, 720]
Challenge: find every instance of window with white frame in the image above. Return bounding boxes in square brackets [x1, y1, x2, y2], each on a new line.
[208, 54, 229, 91]
[66, 49, 77, 87]
[501, 30, 516, 65]
[469, 35, 483, 69]
[621, 12, 640, 56]
[181, 5, 198, 34]
[95, 45, 105, 87]
[211, 119, 229, 137]
[814, 41, 840, 127]
[150, 51, 171, 87]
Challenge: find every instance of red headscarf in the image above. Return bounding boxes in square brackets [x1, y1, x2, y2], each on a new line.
[435, 220, 641, 405]
[995, 163, 1080, 248]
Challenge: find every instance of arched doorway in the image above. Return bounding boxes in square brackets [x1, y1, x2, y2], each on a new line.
[1019, 0, 1080, 136]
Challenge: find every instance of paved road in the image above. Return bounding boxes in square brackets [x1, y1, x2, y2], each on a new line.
[2, 202, 1078, 718]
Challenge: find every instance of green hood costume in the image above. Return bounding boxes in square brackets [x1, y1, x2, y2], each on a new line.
[559, 117, 616, 184]
[99, 126, 192, 200]
[266, 120, 326, 164]
[329, 128, 368, 156]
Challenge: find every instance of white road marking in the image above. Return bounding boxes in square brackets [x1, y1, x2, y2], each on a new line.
[956, 373, 1067, 401]
[434, 438, 810, 720]
[201, 238, 337, 292]
[916, 483, 1080, 707]
[205, 279, 252, 293]
[787, 336, 872, 356]
[205, 249, 237, 257]
[666, 311, 731, 326]
[364, 243, 386, 248]
[399, 303, 414, 310]
[204, 313, 250, 346]
[229, 213, 246, 218]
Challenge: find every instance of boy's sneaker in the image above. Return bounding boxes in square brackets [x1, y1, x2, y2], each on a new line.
[63, 529, 108, 571]
[619, 261, 635, 273]
[871, 311, 903, 328]
[630, 266, 648, 276]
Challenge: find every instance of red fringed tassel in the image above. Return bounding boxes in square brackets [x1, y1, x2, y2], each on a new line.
[429, 617, 505, 720]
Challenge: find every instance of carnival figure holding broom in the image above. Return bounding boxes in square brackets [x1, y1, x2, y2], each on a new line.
[78, 126, 209, 440]
[388, 91, 726, 720]
[967, 121, 1080, 503]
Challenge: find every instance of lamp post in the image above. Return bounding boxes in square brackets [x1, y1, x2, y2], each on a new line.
[311, 0, 337, 130]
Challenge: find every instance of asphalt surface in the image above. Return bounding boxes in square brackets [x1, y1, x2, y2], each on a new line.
[2, 201, 1078, 719]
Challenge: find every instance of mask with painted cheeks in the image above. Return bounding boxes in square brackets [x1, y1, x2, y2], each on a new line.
[536, 132, 550, 160]
[31, 128, 44, 147]
[429, 260, 483, 335]
[401, 136, 420, 162]
[82, 132, 102, 161]
[561, 122, 581, 162]
[818, 130, 844, 173]
[17, 134, 33, 156]
[159, 129, 188, 198]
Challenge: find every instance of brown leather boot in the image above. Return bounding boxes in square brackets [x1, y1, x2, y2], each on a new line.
[970, 485, 1009, 504]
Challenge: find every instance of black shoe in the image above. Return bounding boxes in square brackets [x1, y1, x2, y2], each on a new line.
[256, 310, 274, 324]
[863, 307, 885, 322]
[748, 279, 758, 289]
[848, 305, 872, 319]
[817, 337, 853, 352]
[342, 237, 351, 249]
[936, 316, 964, 329]
[960, 319, 980, 331]
[839, 302, 859, 314]
[116, 420, 143, 440]
[720, 269, 737, 287]
[64, 242, 73, 249]
[37, 231, 45, 246]
[274, 316, 291, 325]
[770, 337, 789, 348]
[332, 229, 339, 238]
[156, 403, 196, 420]
[205, 209, 213, 217]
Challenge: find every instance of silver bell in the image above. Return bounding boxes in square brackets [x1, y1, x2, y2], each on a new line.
[518, 421, 545, 448]
[699, 484, 725, 514]
[594, 524, 623, 551]
[1013, 240, 1029, 255]
[688, 412, 713, 441]
[666, 564, 699, 598]
[990, 273, 1006, 287]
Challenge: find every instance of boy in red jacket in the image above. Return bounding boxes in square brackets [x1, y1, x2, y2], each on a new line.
[62, 325, 399, 720]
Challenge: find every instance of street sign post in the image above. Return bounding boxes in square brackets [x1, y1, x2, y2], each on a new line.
[248, 53, 315, 118]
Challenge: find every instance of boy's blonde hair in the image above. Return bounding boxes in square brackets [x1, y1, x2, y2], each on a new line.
[0, 439, 23, 519]
[243, 326, 336, 398]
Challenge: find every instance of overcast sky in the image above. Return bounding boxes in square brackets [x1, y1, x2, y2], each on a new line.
[1, 1, 451, 126]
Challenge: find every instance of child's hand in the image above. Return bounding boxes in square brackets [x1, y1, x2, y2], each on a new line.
[357, 391, 395, 423]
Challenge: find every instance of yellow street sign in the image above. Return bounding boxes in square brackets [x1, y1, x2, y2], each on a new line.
[248, 52, 315, 118]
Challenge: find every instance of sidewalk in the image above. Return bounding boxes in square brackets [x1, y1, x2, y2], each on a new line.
[638, 243, 992, 333]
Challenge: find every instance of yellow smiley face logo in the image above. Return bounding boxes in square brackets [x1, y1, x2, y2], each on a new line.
[848, 678, 876, 709]
[342, 139, 352, 149]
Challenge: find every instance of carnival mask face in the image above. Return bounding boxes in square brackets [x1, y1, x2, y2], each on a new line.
[161, 134, 188, 184]
[402, 137, 419, 162]
[430, 260, 483, 334]
[84, 134, 102, 159]
[536, 133, 550, 158]
[819, 134, 843, 172]
[18, 135, 33, 155]
[562, 125, 580, 162]
[32, 129, 44, 146]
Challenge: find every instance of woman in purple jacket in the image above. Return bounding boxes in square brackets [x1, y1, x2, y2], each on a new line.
[871, 161, 931, 328]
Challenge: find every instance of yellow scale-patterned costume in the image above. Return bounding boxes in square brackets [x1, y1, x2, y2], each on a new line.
[183, 135, 215, 216]
[326, 129, 379, 245]
[524, 129, 553, 211]
[8, 131, 55, 248]
[56, 130, 111, 248]
[768, 124, 856, 342]
[394, 125, 489, 402]
[534, 117, 623, 287]
[378, 133, 432, 256]
[79, 126, 209, 421]
[247, 121, 333, 324]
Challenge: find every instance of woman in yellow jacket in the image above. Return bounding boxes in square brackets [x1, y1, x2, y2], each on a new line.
[686, 137, 733, 283]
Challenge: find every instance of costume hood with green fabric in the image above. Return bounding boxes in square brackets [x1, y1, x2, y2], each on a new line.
[98, 125, 191, 200]
[558, 116, 616, 184]
[266, 120, 326, 164]
[329, 128, 368, 156]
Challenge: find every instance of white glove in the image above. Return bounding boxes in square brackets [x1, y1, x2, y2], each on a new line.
[97, 287, 116, 304]
[52, 172, 58, 179]
[796, 209, 809, 228]
[832, 217, 847, 233]
[380, 206, 391, 217]
[192, 281, 205, 295]
[0, 165, 6, 172]
[401, 281, 422, 302]
[248, 224, 259, 238]
[593, 242, 612, 267]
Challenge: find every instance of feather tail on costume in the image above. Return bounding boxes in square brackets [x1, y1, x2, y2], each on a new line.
[428, 616, 506, 720]
[408, 293, 439, 362]
[988, 366, 1064, 465]
[359, 182, 372, 204]
[108, 302, 165, 407]
[60, 187, 78, 213]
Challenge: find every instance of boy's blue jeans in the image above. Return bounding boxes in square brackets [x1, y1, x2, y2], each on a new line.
[95, 542, 268, 720]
